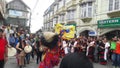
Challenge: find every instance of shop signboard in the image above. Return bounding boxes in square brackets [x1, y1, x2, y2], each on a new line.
[9, 10, 22, 17]
[98, 18, 120, 28]
[89, 31, 97, 36]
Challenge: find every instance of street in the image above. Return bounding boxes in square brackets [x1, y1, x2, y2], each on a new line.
[5, 57, 113, 68]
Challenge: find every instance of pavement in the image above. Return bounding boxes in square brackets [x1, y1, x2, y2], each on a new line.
[5, 57, 113, 68]
[5, 57, 38, 68]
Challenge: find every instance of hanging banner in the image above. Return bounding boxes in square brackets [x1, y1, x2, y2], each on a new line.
[55, 23, 63, 34]
[62, 25, 75, 40]
[55, 23, 75, 40]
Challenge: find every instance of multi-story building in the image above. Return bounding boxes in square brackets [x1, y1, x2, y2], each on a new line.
[0, 0, 6, 26]
[6, 0, 30, 31]
[43, 0, 120, 39]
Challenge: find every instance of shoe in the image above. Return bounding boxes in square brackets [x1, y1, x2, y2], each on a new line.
[19, 66, 22, 68]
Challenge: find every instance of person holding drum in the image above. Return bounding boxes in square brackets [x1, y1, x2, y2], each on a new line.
[24, 37, 32, 64]
[0, 29, 8, 68]
[16, 38, 26, 68]
[34, 37, 43, 64]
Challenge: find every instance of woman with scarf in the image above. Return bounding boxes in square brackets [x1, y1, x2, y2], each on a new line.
[98, 37, 110, 65]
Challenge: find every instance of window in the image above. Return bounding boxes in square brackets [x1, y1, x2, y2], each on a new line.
[80, 2, 92, 18]
[67, 10, 75, 20]
[59, 0, 64, 9]
[54, 5, 58, 13]
[61, 15, 64, 21]
[109, 0, 120, 11]
[53, 18, 57, 27]
[51, 22, 53, 27]
[59, 15, 65, 22]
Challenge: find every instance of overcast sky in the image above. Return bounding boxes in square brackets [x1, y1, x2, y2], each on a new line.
[6, 0, 54, 33]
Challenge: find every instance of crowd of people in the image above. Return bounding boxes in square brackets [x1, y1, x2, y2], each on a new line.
[58, 35, 120, 68]
[0, 25, 44, 68]
[0, 25, 120, 68]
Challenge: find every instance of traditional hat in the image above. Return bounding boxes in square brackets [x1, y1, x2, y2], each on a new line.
[8, 47, 17, 57]
[24, 45, 32, 53]
[41, 32, 59, 49]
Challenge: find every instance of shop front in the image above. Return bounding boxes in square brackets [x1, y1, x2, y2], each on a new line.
[77, 26, 97, 38]
[98, 17, 120, 40]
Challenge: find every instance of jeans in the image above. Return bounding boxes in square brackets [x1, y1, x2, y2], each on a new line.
[112, 53, 120, 67]
[116, 54, 120, 67]
[25, 53, 31, 64]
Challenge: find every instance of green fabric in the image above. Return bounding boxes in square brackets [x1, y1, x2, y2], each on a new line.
[110, 41, 116, 50]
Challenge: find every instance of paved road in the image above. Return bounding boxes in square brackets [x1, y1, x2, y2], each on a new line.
[5, 57, 113, 68]
[5, 57, 38, 68]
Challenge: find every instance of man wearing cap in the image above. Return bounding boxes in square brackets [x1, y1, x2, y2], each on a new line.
[0, 29, 8, 68]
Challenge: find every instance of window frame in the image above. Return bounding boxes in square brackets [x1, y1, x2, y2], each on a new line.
[80, 2, 93, 18]
[109, 0, 120, 11]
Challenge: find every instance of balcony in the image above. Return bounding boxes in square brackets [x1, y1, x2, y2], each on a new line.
[67, 18, 76, 23]
[66, 0, 77, 8]
[81, 17, 92, 22]
[79, 0, 95, 3]
[57, 6, 66, 15]
[107, 10, 120, 18]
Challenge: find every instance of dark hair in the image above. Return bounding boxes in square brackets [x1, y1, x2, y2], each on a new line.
[22, 40, 27, 46]
[0, 29, 3, 33]
[60, 52, 93, 68]
[41, 34, 59, 49]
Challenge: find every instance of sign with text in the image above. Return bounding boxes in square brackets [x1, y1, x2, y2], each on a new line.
[9, 10, 22, 16]
[98, 18, 120, 28]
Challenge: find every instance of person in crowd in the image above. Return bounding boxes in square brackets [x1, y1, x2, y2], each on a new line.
[34, 37, 43, 64]
[98, 37, 110, 65]
[24, 37, 31, 64]
[60, 51, 93, 68]
[16, 37, 26, 68]
[110, 36, 117, 67]
[30, 35, 35, 60]
[62, 40, 69, 55]
[14, 33, 19, 47]
[73, 38, 78, 47]
[96, 36, 102, 62]
[39, 32, 60, 68]
[86, 37, 95, 62]
[114, 36, 120, 68]
[9, 34, 15, 47]
[0, 29, 8, 68]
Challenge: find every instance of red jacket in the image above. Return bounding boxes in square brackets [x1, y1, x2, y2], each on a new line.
[0, 38, 7, 60]
[115, 41, 120, 54]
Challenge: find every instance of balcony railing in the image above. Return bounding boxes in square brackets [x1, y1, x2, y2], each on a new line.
[66, 0, 77, 8]
[107, 10, 120, 18]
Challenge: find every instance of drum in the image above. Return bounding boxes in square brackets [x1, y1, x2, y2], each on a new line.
[24, 45, 32, 53]
[8, 47, 17, 57]
[39, 45, 44, 52]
